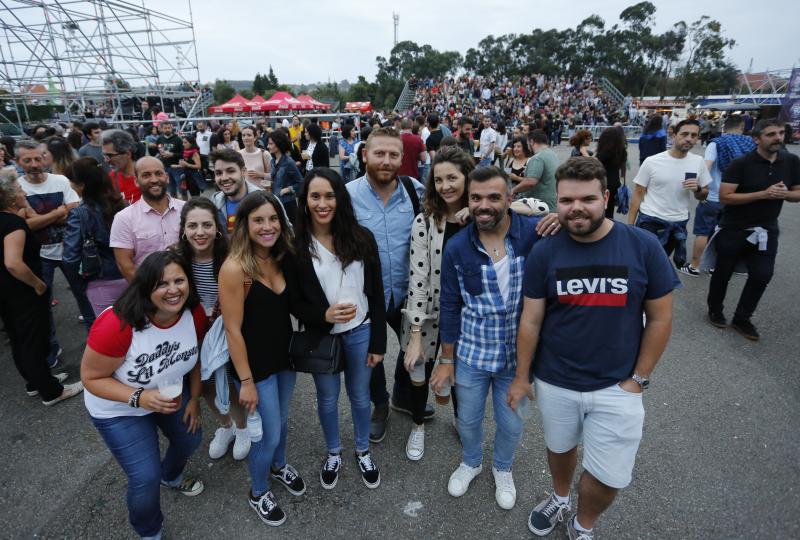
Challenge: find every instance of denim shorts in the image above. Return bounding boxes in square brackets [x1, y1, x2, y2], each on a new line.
[534, 377, 644, 489]
[693, 200, 723, 236]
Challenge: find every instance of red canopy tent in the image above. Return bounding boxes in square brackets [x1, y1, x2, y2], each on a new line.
[255, 91, 314, 112]
[208, 93, 251, 113]
[245, 95, 267, 109]
[297, 94, 331, 110]
[345, 101, 372, 112]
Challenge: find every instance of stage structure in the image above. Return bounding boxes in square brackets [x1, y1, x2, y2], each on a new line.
[0, 0, 205, 127]
[736, 68, 793, 106]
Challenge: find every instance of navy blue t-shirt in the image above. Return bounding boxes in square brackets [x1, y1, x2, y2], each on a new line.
[523, 222, 680, 392]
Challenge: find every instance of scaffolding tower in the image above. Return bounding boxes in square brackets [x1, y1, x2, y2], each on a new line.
[0, 0, 203, 128]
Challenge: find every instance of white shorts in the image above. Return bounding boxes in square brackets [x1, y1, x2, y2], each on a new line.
[534, 377, 645, 489]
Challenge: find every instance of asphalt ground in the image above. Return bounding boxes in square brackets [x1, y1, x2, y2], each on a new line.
[1, 143, 799, 539]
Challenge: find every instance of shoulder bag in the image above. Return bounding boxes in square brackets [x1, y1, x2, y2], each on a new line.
[77, 206, 102, 280]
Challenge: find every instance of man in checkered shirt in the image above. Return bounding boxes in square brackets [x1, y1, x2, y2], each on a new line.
[432, 165, 542, 511]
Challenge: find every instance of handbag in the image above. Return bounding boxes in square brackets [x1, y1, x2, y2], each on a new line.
[77, 206, 102, 280]
[288, 332, 343, 374]
[288, 270, 346, 374]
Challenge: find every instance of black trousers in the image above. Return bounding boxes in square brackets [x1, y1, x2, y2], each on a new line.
[0, 288, 63, 401]
[707, 228, 777, 321]
[369, 298, 410, 407]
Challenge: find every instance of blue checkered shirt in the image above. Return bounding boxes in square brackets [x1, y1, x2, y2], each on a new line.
[439, 212, 541, 373]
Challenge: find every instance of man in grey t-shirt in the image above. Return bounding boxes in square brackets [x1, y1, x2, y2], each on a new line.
[511, 129, 558, 211]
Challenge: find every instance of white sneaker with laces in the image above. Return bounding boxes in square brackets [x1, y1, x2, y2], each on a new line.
[448, 462, 482, 497]
[208, 426, 235, 459]
[405, 425, 425, 461]
[492, 466, 517, 510]
[232, 428, 251, 460]
[42, 381, 83, 406]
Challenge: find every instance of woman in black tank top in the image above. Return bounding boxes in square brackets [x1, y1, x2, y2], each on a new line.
[218, 191, 304, 527]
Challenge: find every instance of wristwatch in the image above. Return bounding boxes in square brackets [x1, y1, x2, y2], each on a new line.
[631, 373, 650, 390]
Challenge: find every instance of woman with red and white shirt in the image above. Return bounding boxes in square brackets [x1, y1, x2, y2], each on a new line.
[81, 250, 208, 540]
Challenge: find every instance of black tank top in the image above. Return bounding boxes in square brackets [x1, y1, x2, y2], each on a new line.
[239, 280, 291, 382]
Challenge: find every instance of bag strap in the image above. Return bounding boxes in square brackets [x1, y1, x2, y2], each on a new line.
[78, 205, 95, 242]
[399, 175, 421, 216]
[243, 274, 253, 298]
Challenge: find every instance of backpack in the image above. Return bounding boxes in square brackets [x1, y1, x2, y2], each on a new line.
[399, 175, 421, 216]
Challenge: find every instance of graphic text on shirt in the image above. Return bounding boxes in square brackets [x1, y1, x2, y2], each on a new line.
[127, 340, 198, 385]
[555, 265, 629, 307]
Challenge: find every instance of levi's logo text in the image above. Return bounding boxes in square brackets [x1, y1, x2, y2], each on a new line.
[555, 265, 629, 307]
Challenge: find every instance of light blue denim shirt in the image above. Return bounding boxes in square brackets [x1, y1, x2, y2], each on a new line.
[347, 174, 425, 309]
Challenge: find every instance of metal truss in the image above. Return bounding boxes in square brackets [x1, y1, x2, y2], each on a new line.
[737, 68, 793, 105]
[0, 0, 201, 125]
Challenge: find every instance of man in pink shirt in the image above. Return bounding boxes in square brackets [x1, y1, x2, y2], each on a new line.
[110, 156, 185, 281]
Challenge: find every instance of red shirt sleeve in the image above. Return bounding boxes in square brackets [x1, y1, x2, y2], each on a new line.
[191, 304, 210, 342]
[87, 309, 133, 357]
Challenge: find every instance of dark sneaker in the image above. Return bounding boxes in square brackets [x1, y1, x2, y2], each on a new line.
[678, 264, 700, 277]
[47, 347, 63, 369]
[160, 475, 204, 497]
[320, 453, 342, 490]
[567, 515, 595, 540]
[248, 490, 286, 527]
[27, 372, 68, 396]
[528, 492, 571, 536]
[389, 397, 436, 421]
[707, 311, 728, 328]
[731, 319, 760, 341]
[271, 464, 306, 496]
[369, 404, 389, 443]
[355, 450, 381, 489]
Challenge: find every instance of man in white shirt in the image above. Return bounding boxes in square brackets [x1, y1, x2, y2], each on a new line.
[195, 121, 213, 179]
[628, 119, 710, 269]
[17, 139, 96, 364]
[478, 117, 498, 168]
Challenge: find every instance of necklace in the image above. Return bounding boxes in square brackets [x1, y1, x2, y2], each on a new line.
[492, 247, 500, 257]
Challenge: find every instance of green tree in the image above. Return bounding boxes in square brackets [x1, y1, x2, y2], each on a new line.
[212, 79, 235, 103]
[266, 66, 279, 89]
[252, 72, 268, 96]
[240, 89, 254, 99]
[348, 75, 376, 102]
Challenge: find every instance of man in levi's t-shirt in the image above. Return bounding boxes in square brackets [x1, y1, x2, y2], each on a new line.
[81, 251, 208, 538]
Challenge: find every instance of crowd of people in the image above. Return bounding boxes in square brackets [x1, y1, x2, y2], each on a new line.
[1, 101, 798, 540]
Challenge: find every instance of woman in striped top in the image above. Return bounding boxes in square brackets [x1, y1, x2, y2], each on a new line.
[174, 197, 251, 461]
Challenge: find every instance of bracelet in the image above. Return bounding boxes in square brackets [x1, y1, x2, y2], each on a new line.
[438, 358, 455, 365]
[240, 377, 252, 383]
[190, 395, 202, 402]
[410, 327, 422, 334]
[128, 387, 144, 408]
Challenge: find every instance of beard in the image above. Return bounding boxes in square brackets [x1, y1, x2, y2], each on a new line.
[471, 206, 506, 231]
[562, 210, 605, 237]
[141, 182, 167, 202]
[365, 162, 398, 185]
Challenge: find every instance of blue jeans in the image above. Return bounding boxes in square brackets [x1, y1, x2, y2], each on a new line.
[312, 323, 372, 453]
[478, 157, 493, 168]
[90, 389, 202, 538]
[41, 257, 96, 354]
[235, 370, 296, 497]
[165, 167, 182, 197]
[455, 360, 523, 471]
[418, 163, 430, 184]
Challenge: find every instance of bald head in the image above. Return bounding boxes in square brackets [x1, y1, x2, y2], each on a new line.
[135, 156, 164, 177]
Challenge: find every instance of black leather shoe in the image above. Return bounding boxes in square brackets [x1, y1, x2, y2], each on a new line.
[707, 311, 728, 328]
[731, 319, 760, 341]
[369, 404, 389, 443]
[389, 397, 435, 421]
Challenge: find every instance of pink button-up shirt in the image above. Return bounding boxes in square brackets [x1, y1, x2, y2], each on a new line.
[110, 196, 185, 267]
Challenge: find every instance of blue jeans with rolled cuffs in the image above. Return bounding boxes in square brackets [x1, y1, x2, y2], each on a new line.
[312, 323, 372, 453]
[90, 387, 202, 538]
[235, 370, 296, 497]
[455, 359, 523, 472]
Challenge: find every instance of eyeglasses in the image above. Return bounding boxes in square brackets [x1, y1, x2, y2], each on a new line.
[103, 152, 122, 159]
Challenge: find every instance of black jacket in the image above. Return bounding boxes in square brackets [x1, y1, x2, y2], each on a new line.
[284, 232, 386, 354]
[311, 140, 330, 168]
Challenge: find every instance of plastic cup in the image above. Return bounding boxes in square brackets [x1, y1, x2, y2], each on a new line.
[410, 359, 425, 386]
[435, 384, 451, 405]
[515, 394, 534, 421]
[157, 375, 183, 401]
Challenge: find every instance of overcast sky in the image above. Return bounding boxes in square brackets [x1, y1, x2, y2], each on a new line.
[173, 0, 798, 85]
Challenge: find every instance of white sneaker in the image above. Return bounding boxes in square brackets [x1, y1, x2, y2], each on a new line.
[232, 428, 251, 460]
[42, 381, 83, 406]
[492, 466, 517, 510]
[26, 372, 69, 396]
[448, 462, 482, 497]
[405, 425, 425, 461]
[208, 426, 235, 459]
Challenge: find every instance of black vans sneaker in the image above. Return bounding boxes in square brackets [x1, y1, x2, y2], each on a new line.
[270, 464, 306, 496]
[731, 319, 760, 341]
[708, 311, 728, 328]
[320, 453, 342, 490]
[248, 490, 286, 527]
[355, 450, 381, 489]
